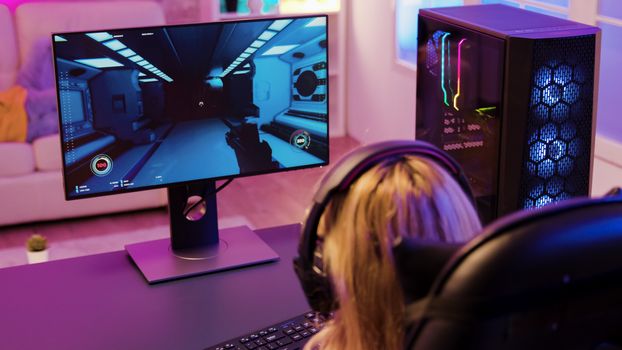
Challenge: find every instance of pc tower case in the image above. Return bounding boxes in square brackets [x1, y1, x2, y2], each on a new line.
[416, 4, 600, 223]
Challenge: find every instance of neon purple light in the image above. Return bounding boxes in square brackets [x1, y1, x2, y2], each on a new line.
[453, 38, 467, 111]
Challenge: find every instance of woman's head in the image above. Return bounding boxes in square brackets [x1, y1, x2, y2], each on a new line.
[320, 155, 480, 244]
[307, 155, 481, 350]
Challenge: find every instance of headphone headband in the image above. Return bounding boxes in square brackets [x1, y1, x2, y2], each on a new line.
[312, 140, 467, 203]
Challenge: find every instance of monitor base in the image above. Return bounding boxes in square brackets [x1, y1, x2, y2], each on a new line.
[125, 225, 279, 284]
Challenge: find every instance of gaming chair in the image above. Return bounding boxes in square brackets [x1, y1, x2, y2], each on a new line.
[406, 191, 622, 350]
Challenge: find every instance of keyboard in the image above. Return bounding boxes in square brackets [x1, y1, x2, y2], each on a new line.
[205, 311, 328, 350]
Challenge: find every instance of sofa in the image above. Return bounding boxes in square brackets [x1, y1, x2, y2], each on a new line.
[0, 2, 168, 227]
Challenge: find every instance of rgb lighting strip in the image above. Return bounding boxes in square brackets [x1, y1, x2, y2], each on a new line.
[436, 31, 467, 111]
[453, 39, 467, 111]
[440, 32, 451, 107]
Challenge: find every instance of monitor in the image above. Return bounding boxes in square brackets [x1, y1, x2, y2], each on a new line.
[60, 90, 86, 122]
[52, 15, 329, 283]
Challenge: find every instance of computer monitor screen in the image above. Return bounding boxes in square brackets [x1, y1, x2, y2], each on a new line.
[53, 15, 329, 200]
[60, 90, 87, 123]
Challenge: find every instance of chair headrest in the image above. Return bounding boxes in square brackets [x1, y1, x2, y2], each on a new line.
[432, 194, 622, 301]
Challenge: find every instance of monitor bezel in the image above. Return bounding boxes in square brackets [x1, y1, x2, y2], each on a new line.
[52, 14, 330, 201]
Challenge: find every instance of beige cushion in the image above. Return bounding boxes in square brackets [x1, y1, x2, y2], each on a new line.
[32, 134, 62, 171]
[0, 142, 34, 177]
[0, 4, 18, 90]
[15, 1, 166, 64]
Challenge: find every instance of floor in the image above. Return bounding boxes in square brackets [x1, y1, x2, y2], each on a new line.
[0, 136, 359, 266]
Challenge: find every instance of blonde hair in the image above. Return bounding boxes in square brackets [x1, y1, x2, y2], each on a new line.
[305, 155, 482, 350]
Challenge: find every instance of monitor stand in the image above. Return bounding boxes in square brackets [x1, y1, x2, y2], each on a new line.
[125, 180, 280, 283]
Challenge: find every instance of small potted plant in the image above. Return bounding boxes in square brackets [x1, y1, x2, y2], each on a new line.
[26, 234, 48, 264]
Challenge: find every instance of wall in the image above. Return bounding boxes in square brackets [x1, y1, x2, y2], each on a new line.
[345, 0, 417, 144]
[593, 10, 622, 194]
[1, 0, 202, 24]
[596, 19, 622, 142]
[593, 136, 622, 195]
[593, 0, 622, 194]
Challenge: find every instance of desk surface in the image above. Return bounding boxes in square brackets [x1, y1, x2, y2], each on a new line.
[0, 223, 310, 350]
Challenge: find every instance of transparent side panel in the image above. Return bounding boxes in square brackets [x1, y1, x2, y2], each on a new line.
[416, 16, 505, 222]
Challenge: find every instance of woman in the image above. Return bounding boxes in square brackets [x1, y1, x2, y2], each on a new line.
[305, 155, 482, 350]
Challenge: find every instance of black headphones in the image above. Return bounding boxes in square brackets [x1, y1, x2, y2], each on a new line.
[293, 140, 476, 314]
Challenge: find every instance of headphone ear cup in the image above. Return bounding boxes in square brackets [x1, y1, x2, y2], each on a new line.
[293, 256, 336, 314]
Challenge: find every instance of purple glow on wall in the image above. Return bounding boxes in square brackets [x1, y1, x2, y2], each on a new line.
[2, 0, 47, 11]
[1, 0, 128, 11]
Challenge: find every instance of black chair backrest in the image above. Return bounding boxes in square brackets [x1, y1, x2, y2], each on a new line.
[408, 194, 622, 350]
